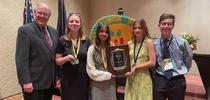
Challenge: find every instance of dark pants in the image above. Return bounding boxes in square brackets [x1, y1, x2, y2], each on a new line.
[117, 93, 124, 100]
[116, 77, 126, 100]
[22, 84, 54, 100]
[52, 88, 61, 96]
[153, 74, 186, 100]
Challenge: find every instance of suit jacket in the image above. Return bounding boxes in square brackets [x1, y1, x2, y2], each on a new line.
[15, 22, 58, 89]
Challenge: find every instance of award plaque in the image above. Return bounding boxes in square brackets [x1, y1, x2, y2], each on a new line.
[106, 44, 131, 77]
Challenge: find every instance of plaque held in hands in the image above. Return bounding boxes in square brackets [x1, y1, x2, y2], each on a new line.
[106, 44, 131, 77]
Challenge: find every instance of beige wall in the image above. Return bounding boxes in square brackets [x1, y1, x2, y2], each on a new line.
[90, 0, 210, 52]
[0, 0, 89, 99]
[0, 0, 23, 98]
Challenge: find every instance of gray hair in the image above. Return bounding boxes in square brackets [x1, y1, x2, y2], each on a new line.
[34, 3, 51, 16]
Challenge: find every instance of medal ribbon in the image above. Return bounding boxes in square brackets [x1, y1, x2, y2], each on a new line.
[133, 37, 145, 65]
[72, 37, 81, 58]
[101, 49, 107, 69]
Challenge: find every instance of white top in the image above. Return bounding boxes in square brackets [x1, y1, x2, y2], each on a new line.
[86, 45, 112, 81]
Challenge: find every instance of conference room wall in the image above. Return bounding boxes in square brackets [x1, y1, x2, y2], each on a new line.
[90, 0, 210, 53]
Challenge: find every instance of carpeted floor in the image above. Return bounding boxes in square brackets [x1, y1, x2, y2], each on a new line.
[2, 74, 206, 100]
[1, 93, 23, 100]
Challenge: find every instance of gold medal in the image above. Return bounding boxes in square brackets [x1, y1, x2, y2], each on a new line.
[74, 58, 79, 64]
[71, 37, 81, 65]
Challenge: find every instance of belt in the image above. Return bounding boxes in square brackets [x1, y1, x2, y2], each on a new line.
[156, 73, 184, 80]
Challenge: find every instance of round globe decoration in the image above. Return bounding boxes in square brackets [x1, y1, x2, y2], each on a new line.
[90, 15, 135, 45]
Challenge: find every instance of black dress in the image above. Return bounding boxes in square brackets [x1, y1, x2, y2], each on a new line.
[56, 36, 91, 100]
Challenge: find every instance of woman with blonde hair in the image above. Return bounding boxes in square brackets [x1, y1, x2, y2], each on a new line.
[56, 13, 91, 100]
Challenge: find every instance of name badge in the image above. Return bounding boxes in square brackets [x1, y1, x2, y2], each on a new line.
[160, 58, 173, 71]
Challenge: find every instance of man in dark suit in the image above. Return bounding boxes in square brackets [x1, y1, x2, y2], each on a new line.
[15, 3, 58, 100]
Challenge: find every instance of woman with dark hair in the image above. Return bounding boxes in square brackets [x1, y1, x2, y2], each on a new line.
[125, 19, 156, 100]
[55, 13, 91, 100]
[86, 22, 117, 100]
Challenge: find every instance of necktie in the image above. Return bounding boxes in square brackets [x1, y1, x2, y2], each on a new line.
[163, 39, 173, 79]
[163, 39, 170, 58]
[42, 28, 52, 49]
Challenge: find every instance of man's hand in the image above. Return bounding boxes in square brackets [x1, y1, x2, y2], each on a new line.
[56, 79, 61, 89]
[23, 83, 33, 93]
[117, 85, 125, 94]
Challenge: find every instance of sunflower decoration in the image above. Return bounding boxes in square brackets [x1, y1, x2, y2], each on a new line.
[90, 15, 135, 45]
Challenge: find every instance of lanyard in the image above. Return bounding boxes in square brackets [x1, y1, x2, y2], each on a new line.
[72, 37, 81, 58]
[134, 38, 145, 64]
[101, 49, 107, 69]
